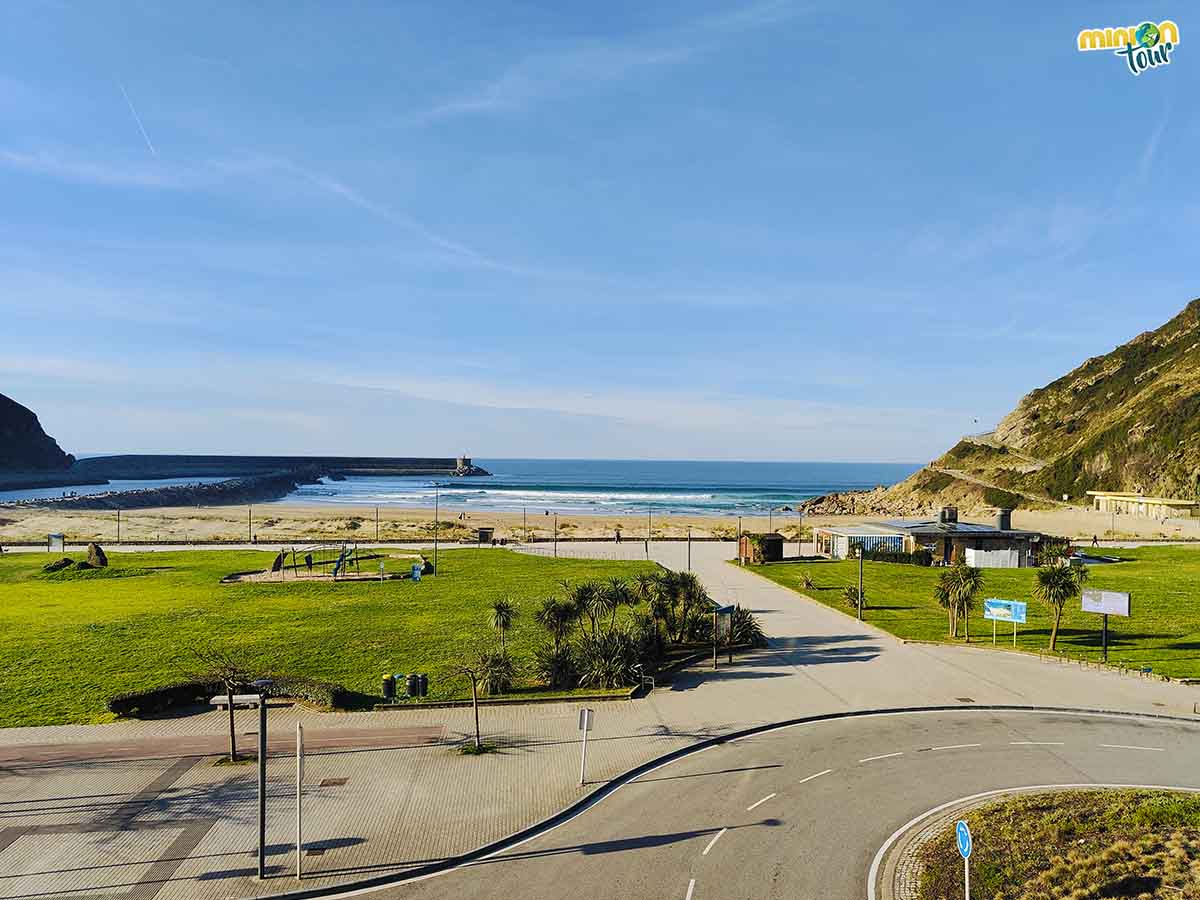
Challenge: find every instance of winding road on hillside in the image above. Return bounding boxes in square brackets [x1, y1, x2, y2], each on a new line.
[379, 709, 1200, 900]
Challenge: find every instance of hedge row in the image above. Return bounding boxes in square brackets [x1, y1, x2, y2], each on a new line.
[106, 675, 353, 718]
[863, 547, 934, 566]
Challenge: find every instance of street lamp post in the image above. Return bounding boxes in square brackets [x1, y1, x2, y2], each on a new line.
[553, 513, 558, 558]
[687, 525, 692, 571]
[433, 484, 439, 575]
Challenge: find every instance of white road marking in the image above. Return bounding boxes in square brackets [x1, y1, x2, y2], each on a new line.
[702, 827, 727, 856]
[929, 743, 982, 751]
[1010, 741, 1065, 746]
[1100, 743, 1165, 752]
[859, 752, 904, 763]
[685, 877, 696, 900]
[746, 792, 776, 811]
[797, 768, 833, 784]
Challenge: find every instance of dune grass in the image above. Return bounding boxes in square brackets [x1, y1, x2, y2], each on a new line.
[918, 790, 1200, 899]
[0, 548, 654, 728]
[749, 545, 1200, 677]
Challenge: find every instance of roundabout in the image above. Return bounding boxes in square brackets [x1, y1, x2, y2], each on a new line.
[362, 708, 1200, 900]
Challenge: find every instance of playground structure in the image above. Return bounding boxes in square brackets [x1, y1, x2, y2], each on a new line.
[221, 543, 429, 584]
[272, 543, 363, 578]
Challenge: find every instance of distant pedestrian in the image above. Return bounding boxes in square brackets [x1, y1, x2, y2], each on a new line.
[1091, 534, 1099, 547]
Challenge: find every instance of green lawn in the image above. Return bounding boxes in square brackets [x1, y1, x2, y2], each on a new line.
[749, 546, 1200, 677]
[0, 548, 654, 728]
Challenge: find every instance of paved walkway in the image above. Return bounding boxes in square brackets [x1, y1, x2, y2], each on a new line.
[2, 542, 1198, 899]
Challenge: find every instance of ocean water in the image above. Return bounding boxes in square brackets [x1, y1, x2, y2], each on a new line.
[280, 459, 920, 516]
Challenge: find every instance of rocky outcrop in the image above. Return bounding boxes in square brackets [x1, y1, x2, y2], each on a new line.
[0, 393, 74, 471]
[87, 543, 108, 567]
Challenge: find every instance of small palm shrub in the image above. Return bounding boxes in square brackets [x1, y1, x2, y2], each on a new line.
[533, 643, 578, 690]
[729, 605, 766, 647]
[574, 629, 642, 689]
[843, 585, 866, 610]
[802, 572, 816, 591]
[478, 650, 514, 695]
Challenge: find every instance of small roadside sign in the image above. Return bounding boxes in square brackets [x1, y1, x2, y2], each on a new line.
[956, 819, 972, 899]
[956, 820, 972, 858]
[578, 708, 594, 785]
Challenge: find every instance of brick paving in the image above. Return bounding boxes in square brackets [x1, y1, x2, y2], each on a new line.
[2, 541, 1199, 899]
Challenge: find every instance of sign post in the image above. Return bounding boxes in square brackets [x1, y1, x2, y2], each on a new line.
[956, 819, 972, 898]
[296, 722, 304, 880]
[578, 708, 593, 785]
[1081, 590, 1131, 663]
[983, 599, 1027, 648]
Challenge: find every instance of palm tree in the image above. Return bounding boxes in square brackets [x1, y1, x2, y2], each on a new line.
[1034, 562, 1088, 651]
[535, 597, 575, 652]
[949, 562, 984, 643]
[934, 571, 956, 637]
[604, 577, 635, 629]
[489, 598, 517, 652]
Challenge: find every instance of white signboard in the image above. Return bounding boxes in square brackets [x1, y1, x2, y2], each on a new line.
[578, 708, 594, 732]
[1082, 589, 1130, 618]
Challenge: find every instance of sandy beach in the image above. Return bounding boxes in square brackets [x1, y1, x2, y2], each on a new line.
[2, 501, 1196, 545]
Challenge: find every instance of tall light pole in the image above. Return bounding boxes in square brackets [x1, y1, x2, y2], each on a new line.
[553, 513, 558, 558]
[433, 484, 439, 575]
[687, 525, 692, 571]
[737, 514, 743, 565]
[375, 505, 379, 543]
[523, 506, 528, 543]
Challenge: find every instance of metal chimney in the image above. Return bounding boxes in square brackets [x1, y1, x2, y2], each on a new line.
[939, 506, 958, 524]
[995, 508, 1013, 531]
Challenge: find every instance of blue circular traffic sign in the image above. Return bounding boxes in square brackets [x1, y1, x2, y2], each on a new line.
[955, 820, 972, 859]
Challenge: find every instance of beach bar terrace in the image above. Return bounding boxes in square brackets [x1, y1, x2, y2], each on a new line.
[814, 524, 905, 560]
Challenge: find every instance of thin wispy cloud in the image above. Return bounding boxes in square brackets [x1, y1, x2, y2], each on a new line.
[117, 80, 156, 156]
[0, 149, 184, 187]
[417, 43, 697, 122]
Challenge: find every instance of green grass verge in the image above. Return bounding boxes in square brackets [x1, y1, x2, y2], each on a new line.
[748, 546, 1200, 677]
[918, 790, 1200, 899]
[0, 548, 654, 728]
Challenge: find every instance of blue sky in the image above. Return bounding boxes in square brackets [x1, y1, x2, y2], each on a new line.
[1, 1, 1195, 461]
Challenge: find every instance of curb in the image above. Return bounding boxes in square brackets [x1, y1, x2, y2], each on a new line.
[245, 703, 1200, 900]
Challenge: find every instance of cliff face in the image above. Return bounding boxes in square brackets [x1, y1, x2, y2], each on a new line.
[0, 393, 74, 471]
[801, 298, 1200, 515]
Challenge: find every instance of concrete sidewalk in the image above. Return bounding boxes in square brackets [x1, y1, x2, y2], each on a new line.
[2, 541, 1197, 900]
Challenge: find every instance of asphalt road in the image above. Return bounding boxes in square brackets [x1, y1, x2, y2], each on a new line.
[374, 709, 1200, 900]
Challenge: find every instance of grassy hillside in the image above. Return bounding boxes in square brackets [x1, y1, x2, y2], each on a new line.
[802, 298, 1200, 515]
[999, 298, 1200, 501]
[0, 549, 654, 728]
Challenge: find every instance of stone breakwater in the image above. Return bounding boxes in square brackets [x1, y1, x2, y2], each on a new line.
[21, 470, 324, 510]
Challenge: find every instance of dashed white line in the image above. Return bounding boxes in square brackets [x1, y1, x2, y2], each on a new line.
[1010, 741, 1065, 746]
[746, 792, 776, 811]
[797, 768, 833, 784]
[1100, 743, 1165, 752]
[701, 827, 727, 856]
[929, 743, 982, 751]
[685, 877, 696, 900]
[859, 752, 904, 763]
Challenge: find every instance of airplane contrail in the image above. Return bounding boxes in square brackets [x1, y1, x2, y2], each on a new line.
[117, 80, 157, 156]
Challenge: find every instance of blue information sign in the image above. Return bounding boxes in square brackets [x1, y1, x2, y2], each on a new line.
[956, 820, 972, 859]
[983, 599, 1027, 624]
